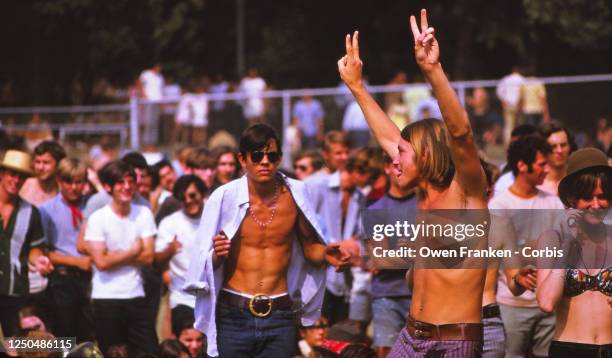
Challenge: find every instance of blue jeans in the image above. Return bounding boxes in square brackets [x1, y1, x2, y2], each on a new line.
[216, 303, 297, 357]
[372, 297, 411, 348]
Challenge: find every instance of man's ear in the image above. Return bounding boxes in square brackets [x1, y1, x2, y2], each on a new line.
[517, 160, 527, 174]
[103, 183, 112, 194]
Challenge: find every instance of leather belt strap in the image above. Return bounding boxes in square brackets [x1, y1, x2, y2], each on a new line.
[219, 290, 293, 317]
[482, 304, 501, 319]
[407, 316, 483, 341]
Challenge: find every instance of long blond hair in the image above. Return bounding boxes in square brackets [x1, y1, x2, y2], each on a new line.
[400, 118, 454, 188]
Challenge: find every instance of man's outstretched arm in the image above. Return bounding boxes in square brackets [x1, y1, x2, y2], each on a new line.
[338, 32, 401, 158]
[296, 213, 351, 271]
[410, 9, 486, 196]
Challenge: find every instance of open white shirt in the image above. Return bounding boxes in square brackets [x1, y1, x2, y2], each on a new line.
[184, 173, 327, 357]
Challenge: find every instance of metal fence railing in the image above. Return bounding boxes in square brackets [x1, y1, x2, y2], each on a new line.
[1, 73, 611, 168]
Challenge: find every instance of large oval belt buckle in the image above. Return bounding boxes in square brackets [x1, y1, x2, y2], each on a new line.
[248, 293, 272, 317]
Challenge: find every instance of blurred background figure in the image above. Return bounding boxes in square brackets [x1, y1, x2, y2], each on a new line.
[385, 71, 410, 130]
[190, 77, 209, 146]
[322, 131, 350, 174]
[594, 116, 611, 154]
[466, 87, 503, 149]
[158, 339, 191, 358]
[537, 122, 576, 195]
[384, 71, 407, 113]
[138, 63, 165, 145]
[292, 93, 325, 150]
[239, 67, 267, 124]
[210, 146, 239, 192]
[342, 101, 370, 148]
[20, 140, 66, 206]
[174, 84, 192, 145]
[293, 149, 325, 180]
[298, 316, 330, 358]
[518, 65, 550, 126]
[209, 74, 229, 113]
[496, 66, 525, 145]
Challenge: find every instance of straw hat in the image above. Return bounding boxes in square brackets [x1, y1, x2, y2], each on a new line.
[0, 150, 34, 176]
[558, 147, 611, 206]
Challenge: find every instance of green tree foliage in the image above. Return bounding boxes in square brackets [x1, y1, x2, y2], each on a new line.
[0, 0, 611, 105]
[523, 0, 612, 48]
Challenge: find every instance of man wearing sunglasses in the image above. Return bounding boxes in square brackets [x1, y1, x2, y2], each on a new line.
[293, 149, 325, 181]
[185, 124, 351, 357]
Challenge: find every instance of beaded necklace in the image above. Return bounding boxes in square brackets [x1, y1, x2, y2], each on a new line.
[248, 179, 280, 229]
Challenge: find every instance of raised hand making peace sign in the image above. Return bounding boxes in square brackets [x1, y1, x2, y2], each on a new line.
[337, 31, 363, 90]
[338, 9, 440, 91]
[410, 9, 439, 72]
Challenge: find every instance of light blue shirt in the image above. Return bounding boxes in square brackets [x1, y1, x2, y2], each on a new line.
[342, 101, 369, 131]
[293, 99, 324, 137]
[40, 194, 87, 258]
[184, 173, 327, 357]
[305, 171, 365, 296]
[413, 96, 442, 121]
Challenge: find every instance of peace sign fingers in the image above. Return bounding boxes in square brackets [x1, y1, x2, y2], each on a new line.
[420, 8, 429, 33]
[345, 31, 360, 61]
[352, 31, 360, 60]
[410, 15, 420, 44]
[338, 31, 364, 89]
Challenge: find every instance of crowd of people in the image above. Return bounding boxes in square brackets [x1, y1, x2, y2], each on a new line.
[1, 9, 612, 358]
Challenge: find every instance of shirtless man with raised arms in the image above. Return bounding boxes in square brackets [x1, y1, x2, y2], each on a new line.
[185, 124, 350, 357]
[338, 9, 488, 356]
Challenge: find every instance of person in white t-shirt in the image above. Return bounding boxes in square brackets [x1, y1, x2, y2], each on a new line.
[139, 63, 165, 145]
[85, 160, 158, 356]
[488, 135, 563, 358]
[190, 79, 209, 145]
[239, 68, 266, 123]
[154, 175, 206, 340]
[174, 87, 192, 144]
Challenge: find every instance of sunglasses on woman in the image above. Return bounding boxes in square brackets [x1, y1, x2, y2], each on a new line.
[250, 150, 282, 163]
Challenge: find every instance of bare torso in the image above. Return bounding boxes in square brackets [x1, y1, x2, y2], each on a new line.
[555, 291, 612, 344]
[555, 225, 612, 344]
[482, 269, 498, 306]
[412, 180, 488, 324]
[223, 184, 298, 295]
[19, 178, 57, 207]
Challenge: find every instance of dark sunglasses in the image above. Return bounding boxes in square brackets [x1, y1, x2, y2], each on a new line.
[250, 151, 282, 163]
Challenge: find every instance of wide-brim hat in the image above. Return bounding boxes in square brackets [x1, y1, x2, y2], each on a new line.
[558, 147, 611, 206]
[0, 150, 34, 176]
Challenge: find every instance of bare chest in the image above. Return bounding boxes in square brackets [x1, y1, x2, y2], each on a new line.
[238, 189, 298, 248]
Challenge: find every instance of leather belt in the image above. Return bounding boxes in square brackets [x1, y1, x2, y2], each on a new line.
[482, 304, 501, 319]
[219, 290, 293, 318]
[407, 316, 483, 341]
